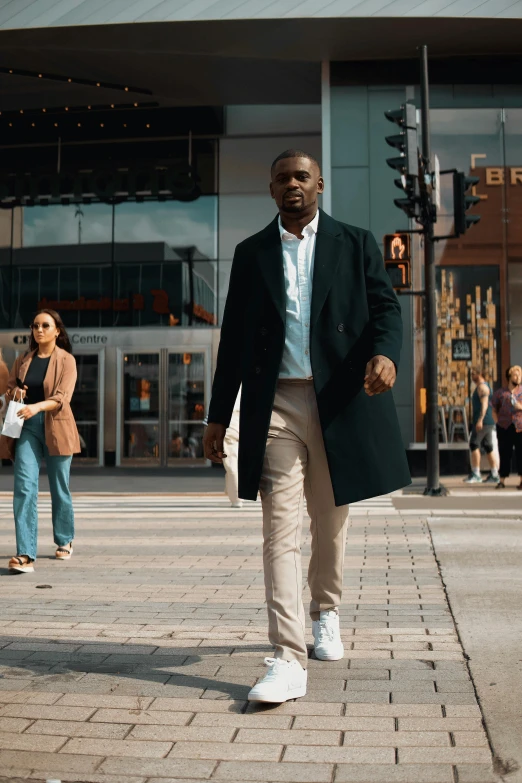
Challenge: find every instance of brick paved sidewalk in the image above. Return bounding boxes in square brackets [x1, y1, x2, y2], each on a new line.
[0, 494, 495, 783]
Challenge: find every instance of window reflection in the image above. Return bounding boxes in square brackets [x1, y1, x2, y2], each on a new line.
[23, 203, 113, 246]
[113, 198, 217, 259]
[4, 197, 219, 329]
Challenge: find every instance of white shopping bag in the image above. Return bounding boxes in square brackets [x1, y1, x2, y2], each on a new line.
[1, 388, 26, 439]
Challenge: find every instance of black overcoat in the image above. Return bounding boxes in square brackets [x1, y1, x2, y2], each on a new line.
[208, 209, 411, 505]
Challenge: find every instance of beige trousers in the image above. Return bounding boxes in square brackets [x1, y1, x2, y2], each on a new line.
[223, 409, 240, 504]
[259, 379, 349, 668]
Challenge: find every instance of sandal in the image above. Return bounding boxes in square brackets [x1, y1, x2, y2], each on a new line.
[8, 555, 34, 573]
[56, 543, 73, 560]
[495, 481, 506, 490]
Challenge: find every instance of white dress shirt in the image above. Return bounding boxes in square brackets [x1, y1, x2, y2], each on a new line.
[278, 211, 319, 379]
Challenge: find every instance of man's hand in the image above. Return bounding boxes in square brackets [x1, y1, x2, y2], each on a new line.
[364, 355, 396, 397]
[475, 419, 484, 432]
[203, 423, 227, 464]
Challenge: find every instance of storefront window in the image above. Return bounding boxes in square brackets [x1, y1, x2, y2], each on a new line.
[412, 108, 520, 441]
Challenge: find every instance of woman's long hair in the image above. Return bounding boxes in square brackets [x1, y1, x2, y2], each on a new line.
[29, 309, 73, 354]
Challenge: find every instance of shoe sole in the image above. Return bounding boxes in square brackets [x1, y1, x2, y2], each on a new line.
[314, 648, 345, 662]
[248, 686, 307, 703]
[9, 566, 34, 573]
[56, 550, 73, 560]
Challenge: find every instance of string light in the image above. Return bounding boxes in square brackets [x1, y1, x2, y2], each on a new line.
[77, 122, 81, 127]
[38, 73, 42, 78]
[146, 123, 150, 128]
[54, 122, 58, 127]
[0, 100, 157, 121]
[31, 122, 35, 127]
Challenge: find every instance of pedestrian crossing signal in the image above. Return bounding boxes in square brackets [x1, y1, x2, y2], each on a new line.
[383, 234, 411, 290]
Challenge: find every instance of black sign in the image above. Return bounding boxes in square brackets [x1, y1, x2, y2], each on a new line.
[452, 338, 472, 361]
[0, 164, 201, 207]
[385, 261, 411, 290]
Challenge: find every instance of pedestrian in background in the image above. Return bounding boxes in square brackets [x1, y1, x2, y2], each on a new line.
[223, 389, 242, 508]
[464, 367, 500, 484]
[0, 309, 81, 573]
[492, 365, 522, 490]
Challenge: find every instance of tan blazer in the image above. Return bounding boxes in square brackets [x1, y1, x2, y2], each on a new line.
[0, 347, 81, 460]
[0, 359, 8, 397]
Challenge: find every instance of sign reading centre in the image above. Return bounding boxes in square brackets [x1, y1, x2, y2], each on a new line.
[13, 333, 108, 346]
[383, 233, 411, 290]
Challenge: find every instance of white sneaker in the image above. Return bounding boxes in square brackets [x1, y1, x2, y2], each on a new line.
[312, 610, 344, 661]
[247, 657, 307, 703]
[231, 501, 243, 508]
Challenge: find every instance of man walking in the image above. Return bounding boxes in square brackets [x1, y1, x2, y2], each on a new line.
[204, 150, 410, 703]
[464, 366, 500, 484]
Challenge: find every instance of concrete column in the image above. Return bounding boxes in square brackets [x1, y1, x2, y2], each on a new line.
[321, 61, 332, 215]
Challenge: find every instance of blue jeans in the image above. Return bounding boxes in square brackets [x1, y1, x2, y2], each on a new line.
[13, 412, 74, 562]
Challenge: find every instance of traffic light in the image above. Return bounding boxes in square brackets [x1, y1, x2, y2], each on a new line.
[383, 234, 411, 290]
[385, 103, 417, 176]
[452, 172, 481, 235]
[384, 103, 420, 219]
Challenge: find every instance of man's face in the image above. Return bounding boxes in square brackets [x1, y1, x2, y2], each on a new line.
[510, 367, 522, 385]
[471, 370, 480, 385]
[270, 157, 324, 214]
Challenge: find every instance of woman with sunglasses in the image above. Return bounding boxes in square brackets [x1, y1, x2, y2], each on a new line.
[0, 309, 80, 573]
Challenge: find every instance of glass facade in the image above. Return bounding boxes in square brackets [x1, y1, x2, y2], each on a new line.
[0, 198, 219, 330]
[0, 103, 322, 467]
[329, 84, 522, 448]
[421, 108, 522, 441]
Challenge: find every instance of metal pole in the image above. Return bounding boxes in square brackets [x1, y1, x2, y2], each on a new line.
[420, 44, 440, 495]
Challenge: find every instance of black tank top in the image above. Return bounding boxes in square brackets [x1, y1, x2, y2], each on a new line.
[23, 355, 51, 405]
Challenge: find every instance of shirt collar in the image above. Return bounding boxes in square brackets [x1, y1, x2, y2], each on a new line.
[278, 210, 319, 240]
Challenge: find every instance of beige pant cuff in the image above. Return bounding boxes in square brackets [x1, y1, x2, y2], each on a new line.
[275, 649, 308, 669]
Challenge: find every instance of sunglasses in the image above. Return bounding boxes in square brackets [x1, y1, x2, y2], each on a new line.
[30, 322, 53, 331]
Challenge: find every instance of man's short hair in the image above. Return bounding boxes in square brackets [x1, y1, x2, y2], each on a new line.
[271, 149, 321, 174]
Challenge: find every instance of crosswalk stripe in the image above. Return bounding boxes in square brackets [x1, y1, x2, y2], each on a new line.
[0, 493, 398, 517]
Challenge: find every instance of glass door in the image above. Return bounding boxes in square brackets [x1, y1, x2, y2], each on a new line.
[167, 352, 206, 464]
[121, 353, 161, 464]
[71, 353, 103, 464]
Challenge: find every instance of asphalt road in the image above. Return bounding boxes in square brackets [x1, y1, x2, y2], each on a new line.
[429, 516, 522, 783]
